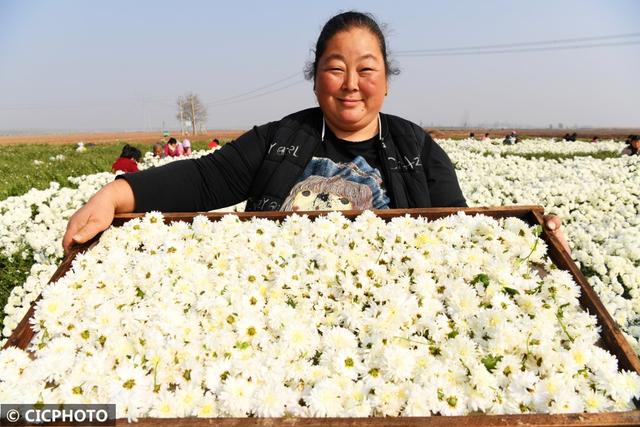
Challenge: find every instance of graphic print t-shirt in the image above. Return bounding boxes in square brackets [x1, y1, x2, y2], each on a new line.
[280, 129, 391, 211]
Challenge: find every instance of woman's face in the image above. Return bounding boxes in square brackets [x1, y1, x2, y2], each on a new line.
[314, 27, 387, 140]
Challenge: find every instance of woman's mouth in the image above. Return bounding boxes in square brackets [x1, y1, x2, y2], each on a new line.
[338, 98, 362, 107]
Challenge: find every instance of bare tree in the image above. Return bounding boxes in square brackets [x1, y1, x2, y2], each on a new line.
[176, 93, 208, 135]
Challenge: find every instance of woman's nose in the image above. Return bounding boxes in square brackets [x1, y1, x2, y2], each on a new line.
[342, 69, 359, 91]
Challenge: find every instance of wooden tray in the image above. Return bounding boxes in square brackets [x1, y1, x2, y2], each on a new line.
[4, 206, 640, 426]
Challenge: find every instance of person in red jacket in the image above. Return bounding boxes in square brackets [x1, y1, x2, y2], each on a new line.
[111, 144, 142, 173]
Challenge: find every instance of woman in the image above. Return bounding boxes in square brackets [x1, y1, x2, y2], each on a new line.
[164, 137, 184, 157]
[111, 144, 142, 173]
[63, 11, 568, 252]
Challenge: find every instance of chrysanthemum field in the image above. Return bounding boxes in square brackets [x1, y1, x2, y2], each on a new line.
[0, 138, 638, 419]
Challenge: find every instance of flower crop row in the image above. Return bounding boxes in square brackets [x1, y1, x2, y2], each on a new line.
[441, 138, 624, 156]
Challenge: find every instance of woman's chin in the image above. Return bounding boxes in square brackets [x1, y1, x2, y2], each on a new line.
[335, 113, 367, 128]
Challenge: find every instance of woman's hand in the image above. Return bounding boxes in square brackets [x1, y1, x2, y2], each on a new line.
[62, 180, 135, 254]
[543, 214, 571, 255]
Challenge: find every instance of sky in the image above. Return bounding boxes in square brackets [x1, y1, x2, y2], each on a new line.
[0, 0, 638, 133]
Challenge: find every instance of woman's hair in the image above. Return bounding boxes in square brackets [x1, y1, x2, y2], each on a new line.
[304, 11, 399, 83]
[120, 144, 142, 161]
[167, 137, 177, 145]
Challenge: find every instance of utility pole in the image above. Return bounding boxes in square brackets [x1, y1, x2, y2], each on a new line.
[179, 103, 184, 135]
[190, 96, 196, 135]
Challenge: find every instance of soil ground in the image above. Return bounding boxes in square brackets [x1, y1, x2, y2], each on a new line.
[427, 127, 640, 140]
[0, 131, 244, 146]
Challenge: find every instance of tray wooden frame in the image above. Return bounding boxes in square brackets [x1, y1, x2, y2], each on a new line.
[4, 206, 640, 426]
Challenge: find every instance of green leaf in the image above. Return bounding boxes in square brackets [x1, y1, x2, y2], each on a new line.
[471, 273, 490, 288]
[532, 224, 543, 237]
[235, 341, 250, 350]
[481, 354, 503, 372]
[502, 286, 520, 296]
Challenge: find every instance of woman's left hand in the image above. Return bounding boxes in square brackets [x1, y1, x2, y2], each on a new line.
[543, 214, 571, 255]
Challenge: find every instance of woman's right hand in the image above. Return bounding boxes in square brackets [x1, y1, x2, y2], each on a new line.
[62, 179, 135, 254]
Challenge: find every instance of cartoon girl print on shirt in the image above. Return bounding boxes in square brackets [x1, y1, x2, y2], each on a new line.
[281, 156, 390, 211]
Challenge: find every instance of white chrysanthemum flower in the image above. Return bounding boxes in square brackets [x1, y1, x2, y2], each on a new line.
[253, 383, 296, 417]
[582, 389, 612, 413]
[218, 376, 256, 416]
[0, 347, 32, 383]
[402, 383, 432, 416]
[380, 344, 416, 382]
[306, 378, 345, 417]
[321, 327, 358, 352]
[149, 389, 178, 417]
[608, 370, 640, 403]
[195, 391, 218, 417]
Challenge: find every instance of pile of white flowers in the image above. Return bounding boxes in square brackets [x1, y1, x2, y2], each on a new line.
[443, 149, 640, 353]
[1, 211, 638, 419]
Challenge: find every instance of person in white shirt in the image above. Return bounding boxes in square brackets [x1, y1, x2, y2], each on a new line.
[182, 133, 192, 156]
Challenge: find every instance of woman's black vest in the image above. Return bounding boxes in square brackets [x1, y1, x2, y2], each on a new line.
[245, 108, 433, 211]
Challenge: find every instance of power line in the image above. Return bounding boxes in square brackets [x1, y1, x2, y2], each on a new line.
[396, 32, 640, 54]
[207, 79, 306, 108]
[396, 40, 640, 57]
[204, 71, 302, 106]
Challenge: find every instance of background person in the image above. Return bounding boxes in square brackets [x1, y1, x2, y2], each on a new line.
[111, 144, 142, 173]
[152, 142, 165, 158]
[164, 137, 184, 157]
[63, 11, 569, 254]
[182, 133, 192, 155]
[503, 132, 516, 145]
[182, 139, 192, 156]
[621, 135, 639, 156]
